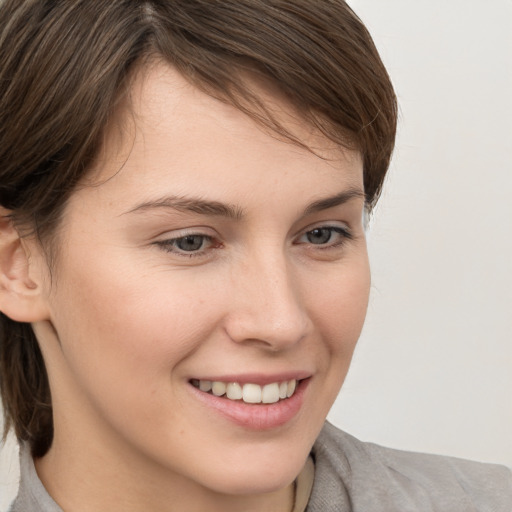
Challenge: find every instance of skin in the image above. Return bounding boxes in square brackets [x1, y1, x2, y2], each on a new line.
[13, 61, 371, 511]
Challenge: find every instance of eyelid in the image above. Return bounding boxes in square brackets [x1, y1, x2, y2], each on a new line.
[153, 228, 221, 258]
[155, 225, 217, 239]
[294, 223, 353, 247]
[295, 220, 351, 238]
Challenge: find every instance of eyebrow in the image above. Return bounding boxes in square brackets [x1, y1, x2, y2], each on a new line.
[302, 188, 365, 215]
[124, 187, 365, 220]
[123, 196, 244, 220]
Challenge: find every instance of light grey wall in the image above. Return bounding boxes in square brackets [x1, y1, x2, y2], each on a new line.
[329, 0, 512, 467]
[1, 1, 511, 509]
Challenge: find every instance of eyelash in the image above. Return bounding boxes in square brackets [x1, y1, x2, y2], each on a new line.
[154, 225, 353, 258]
[155, 234, 219, 258]
[295, 226, 353, 248]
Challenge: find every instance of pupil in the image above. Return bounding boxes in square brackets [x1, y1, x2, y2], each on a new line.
[177, 235, 203, 251]
[307, 228, 331, 244]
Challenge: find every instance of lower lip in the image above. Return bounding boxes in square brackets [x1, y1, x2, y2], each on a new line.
[188, 379, 309, 430]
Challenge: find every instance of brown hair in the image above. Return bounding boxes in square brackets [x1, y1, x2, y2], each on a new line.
[0, 0, 397, 457]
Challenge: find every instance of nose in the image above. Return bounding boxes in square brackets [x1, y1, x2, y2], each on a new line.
[223, 248, 311, 351]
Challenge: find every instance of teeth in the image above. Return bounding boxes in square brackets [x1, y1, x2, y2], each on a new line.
[212, 381, 226, 396]
[262, 383, 280, 404]
[199, 380, 212, 392]
[286, 379, 296, 398]
[243, 383, 262, 403]
[226, 382, 243, 400]
[192, 379, 299, 404]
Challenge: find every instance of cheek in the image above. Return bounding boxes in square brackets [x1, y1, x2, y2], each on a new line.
[46, 259, 229, 458]
[308, 256, 371, 351]
[304, 253, 371, 416]
[49, 250, 223, 398]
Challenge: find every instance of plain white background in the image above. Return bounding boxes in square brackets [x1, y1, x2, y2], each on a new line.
[1, 0, 511, 509]
[328, 0, 512, 467]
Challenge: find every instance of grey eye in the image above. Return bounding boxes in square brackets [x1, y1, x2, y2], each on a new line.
[306, 228, 333, 245]
[175, 235, 206, 251]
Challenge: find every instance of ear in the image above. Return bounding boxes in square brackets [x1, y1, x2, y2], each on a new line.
[0, 209, 50, 322]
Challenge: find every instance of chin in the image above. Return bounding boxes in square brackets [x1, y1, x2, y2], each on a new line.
[192, 441, 310, 496]
[204, 463, 300, 496]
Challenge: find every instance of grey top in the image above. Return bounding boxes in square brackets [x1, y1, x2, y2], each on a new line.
[306, 422, 512, 511]
[9, 421, 512, 511]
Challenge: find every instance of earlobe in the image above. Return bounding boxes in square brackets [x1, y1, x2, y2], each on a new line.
[0, 210, 50, 322]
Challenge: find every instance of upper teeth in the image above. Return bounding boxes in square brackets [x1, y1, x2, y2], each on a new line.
[192, 379, 297, 404]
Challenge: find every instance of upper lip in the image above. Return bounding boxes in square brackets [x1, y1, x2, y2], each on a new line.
[189, 371, 312, 386]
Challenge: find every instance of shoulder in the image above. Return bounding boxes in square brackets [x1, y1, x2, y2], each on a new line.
[8, 443, 62, 512]
[307, 421, 512, 512]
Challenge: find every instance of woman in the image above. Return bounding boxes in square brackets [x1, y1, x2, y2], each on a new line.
[0, 1, 510, 511]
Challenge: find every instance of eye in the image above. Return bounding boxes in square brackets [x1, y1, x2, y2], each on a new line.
[306, 228, 335, 245]
[155, 233, 218, 256]
[174, 234, 208, 252]
[297, 226, 352, 247]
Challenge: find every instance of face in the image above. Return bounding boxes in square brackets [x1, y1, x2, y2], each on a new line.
[34, 61, 370, 498]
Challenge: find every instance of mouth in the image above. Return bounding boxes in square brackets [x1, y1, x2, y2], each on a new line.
[188, 376, 310, 430]
[190, 379, 298, 404]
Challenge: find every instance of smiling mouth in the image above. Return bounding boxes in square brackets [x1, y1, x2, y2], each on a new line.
[190, 379, 298, 404]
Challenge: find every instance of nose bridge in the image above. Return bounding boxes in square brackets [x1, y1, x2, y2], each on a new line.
[226, 244, 310, 349]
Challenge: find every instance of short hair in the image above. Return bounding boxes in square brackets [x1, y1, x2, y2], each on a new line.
[0, 0, 397, 457]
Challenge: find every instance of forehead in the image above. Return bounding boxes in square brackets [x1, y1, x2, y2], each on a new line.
[78, 60, 363, 213]
[90, 61, 360, 173]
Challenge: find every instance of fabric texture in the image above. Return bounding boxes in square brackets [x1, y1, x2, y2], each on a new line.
[9, 421, 512, 512]
[305, 422, 512, 512]
[8, 440, 61, 512]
